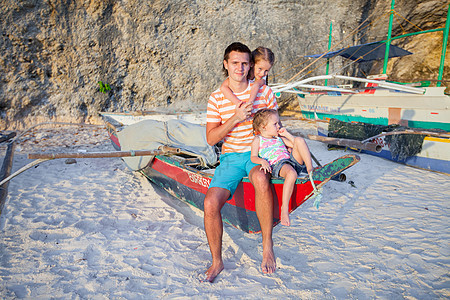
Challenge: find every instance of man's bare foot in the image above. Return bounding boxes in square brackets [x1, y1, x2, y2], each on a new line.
[280, 209, 291, 226]
[203, 263, 224, 282]
[261, 247, 276, 274]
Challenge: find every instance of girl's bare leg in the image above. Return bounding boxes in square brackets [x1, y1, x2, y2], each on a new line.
[291, 137, 314, 173]
[278, 164, 298, 226]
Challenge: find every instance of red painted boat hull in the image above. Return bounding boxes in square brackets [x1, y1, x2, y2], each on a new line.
[140, 154, 358, 233]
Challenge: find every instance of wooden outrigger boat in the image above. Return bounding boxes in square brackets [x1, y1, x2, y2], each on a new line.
[101, 112, 360, 233]
[316, 119, 450, 174]
[274, 74, 449, 132]
[272, 3, 449, 131]
[271, 2, 450, 174]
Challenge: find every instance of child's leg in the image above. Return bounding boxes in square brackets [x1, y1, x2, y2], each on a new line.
[291, 137, 314, 173]
[278, 164, 298, 226]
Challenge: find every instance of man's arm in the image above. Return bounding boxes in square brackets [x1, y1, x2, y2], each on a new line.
[206, 101, 252, 146]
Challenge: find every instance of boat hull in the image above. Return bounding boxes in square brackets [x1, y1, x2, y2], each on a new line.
[298, 87, 450, 131]
[141, 154, 359, 233]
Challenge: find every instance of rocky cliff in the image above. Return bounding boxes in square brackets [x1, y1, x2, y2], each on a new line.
[0, 0, 448, 130]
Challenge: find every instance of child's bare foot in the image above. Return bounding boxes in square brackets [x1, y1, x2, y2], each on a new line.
[280, 209, 291, 226]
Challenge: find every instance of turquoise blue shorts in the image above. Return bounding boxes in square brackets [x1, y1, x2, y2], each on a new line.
[209, 151, 258, 199]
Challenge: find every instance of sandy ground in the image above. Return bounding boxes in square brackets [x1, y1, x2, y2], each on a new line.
[0, 122, 449, 299]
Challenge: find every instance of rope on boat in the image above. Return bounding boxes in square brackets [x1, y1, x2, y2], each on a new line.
[309, 171, 323, 209]
[283, 10, 390, 83]
[278, 4, 438, 84]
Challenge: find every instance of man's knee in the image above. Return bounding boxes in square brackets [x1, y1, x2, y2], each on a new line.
[204, 188, 228, 216]
[250, 167, 271, 190]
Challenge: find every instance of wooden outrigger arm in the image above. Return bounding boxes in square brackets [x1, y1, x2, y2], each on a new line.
[0, 146, 180, 186]
[27, 146, 180, 159]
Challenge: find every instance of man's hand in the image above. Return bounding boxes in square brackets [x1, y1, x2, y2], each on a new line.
[235, 101, 253, 122]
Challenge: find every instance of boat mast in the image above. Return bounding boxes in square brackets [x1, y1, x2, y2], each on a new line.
[437, 3, 450, 87]
[383, 0, 395, 74]
[325, 22, 332, 86]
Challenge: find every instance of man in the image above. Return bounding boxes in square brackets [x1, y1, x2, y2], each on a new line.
[204, 42, 278, 282]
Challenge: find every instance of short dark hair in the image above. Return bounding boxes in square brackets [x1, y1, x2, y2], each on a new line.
[223, 42, 251, 77]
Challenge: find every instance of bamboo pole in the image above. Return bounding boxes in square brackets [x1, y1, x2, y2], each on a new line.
[383, 0, 396, 74]
[437, 3, 450, 87]
[361, 130, 450, 143]
[325, 22, 332, 86]
[307, 135, 382, 153]
[28, 146, 180, 160]
[0, 146, 181, 187]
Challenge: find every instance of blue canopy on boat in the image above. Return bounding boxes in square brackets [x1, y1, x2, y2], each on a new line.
[306, 42, 412, 62]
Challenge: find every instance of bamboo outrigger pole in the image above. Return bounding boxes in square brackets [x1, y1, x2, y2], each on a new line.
[325, 22, 333, 86]
[307, 135, 382, 153]
[0, 146, 180, 187]
[437, 3, 450, 87]
[27, 146, 180, 159]
[382, 0, 396, 74]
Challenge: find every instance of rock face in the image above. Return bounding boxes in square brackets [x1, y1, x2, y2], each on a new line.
[0, 0, 448, 130]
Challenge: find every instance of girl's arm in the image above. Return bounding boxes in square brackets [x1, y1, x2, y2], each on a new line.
[278, 127, 295, 147]
[248, 78, 265, 104]
[220, 78, 242, 105]
[251, 136, 271, 174]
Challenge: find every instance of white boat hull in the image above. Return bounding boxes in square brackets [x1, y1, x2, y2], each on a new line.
[298, 87, 450, 131]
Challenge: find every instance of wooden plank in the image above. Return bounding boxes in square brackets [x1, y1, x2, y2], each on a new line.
[0, 141, 16, 215]
[307, 134, 382, 153]
[28, 146, 180, 159]
[0, 132, 16, 144]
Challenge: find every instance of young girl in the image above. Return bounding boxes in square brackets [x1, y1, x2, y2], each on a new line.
[251, 109, 314, 226]
[221, 47, 275, 106]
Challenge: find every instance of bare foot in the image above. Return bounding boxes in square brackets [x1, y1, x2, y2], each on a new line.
[261, 246, 276, 274]
[203, 263, 224, 282]
[280, 209, 291, 226]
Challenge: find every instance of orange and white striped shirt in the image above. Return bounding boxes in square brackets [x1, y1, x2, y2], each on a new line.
[207, 81, 278, 154]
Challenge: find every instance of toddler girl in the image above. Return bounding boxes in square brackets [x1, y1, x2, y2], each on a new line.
[250, 109, 314, 226]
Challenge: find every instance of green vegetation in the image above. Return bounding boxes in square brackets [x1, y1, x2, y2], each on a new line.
[98, 81, 111, 94]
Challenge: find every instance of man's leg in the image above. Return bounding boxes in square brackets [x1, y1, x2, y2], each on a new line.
[203, 187, 230, 282]
[249, 166, 276, 274]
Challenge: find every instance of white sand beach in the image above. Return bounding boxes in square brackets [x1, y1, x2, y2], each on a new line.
[0, 123, 449, 299]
